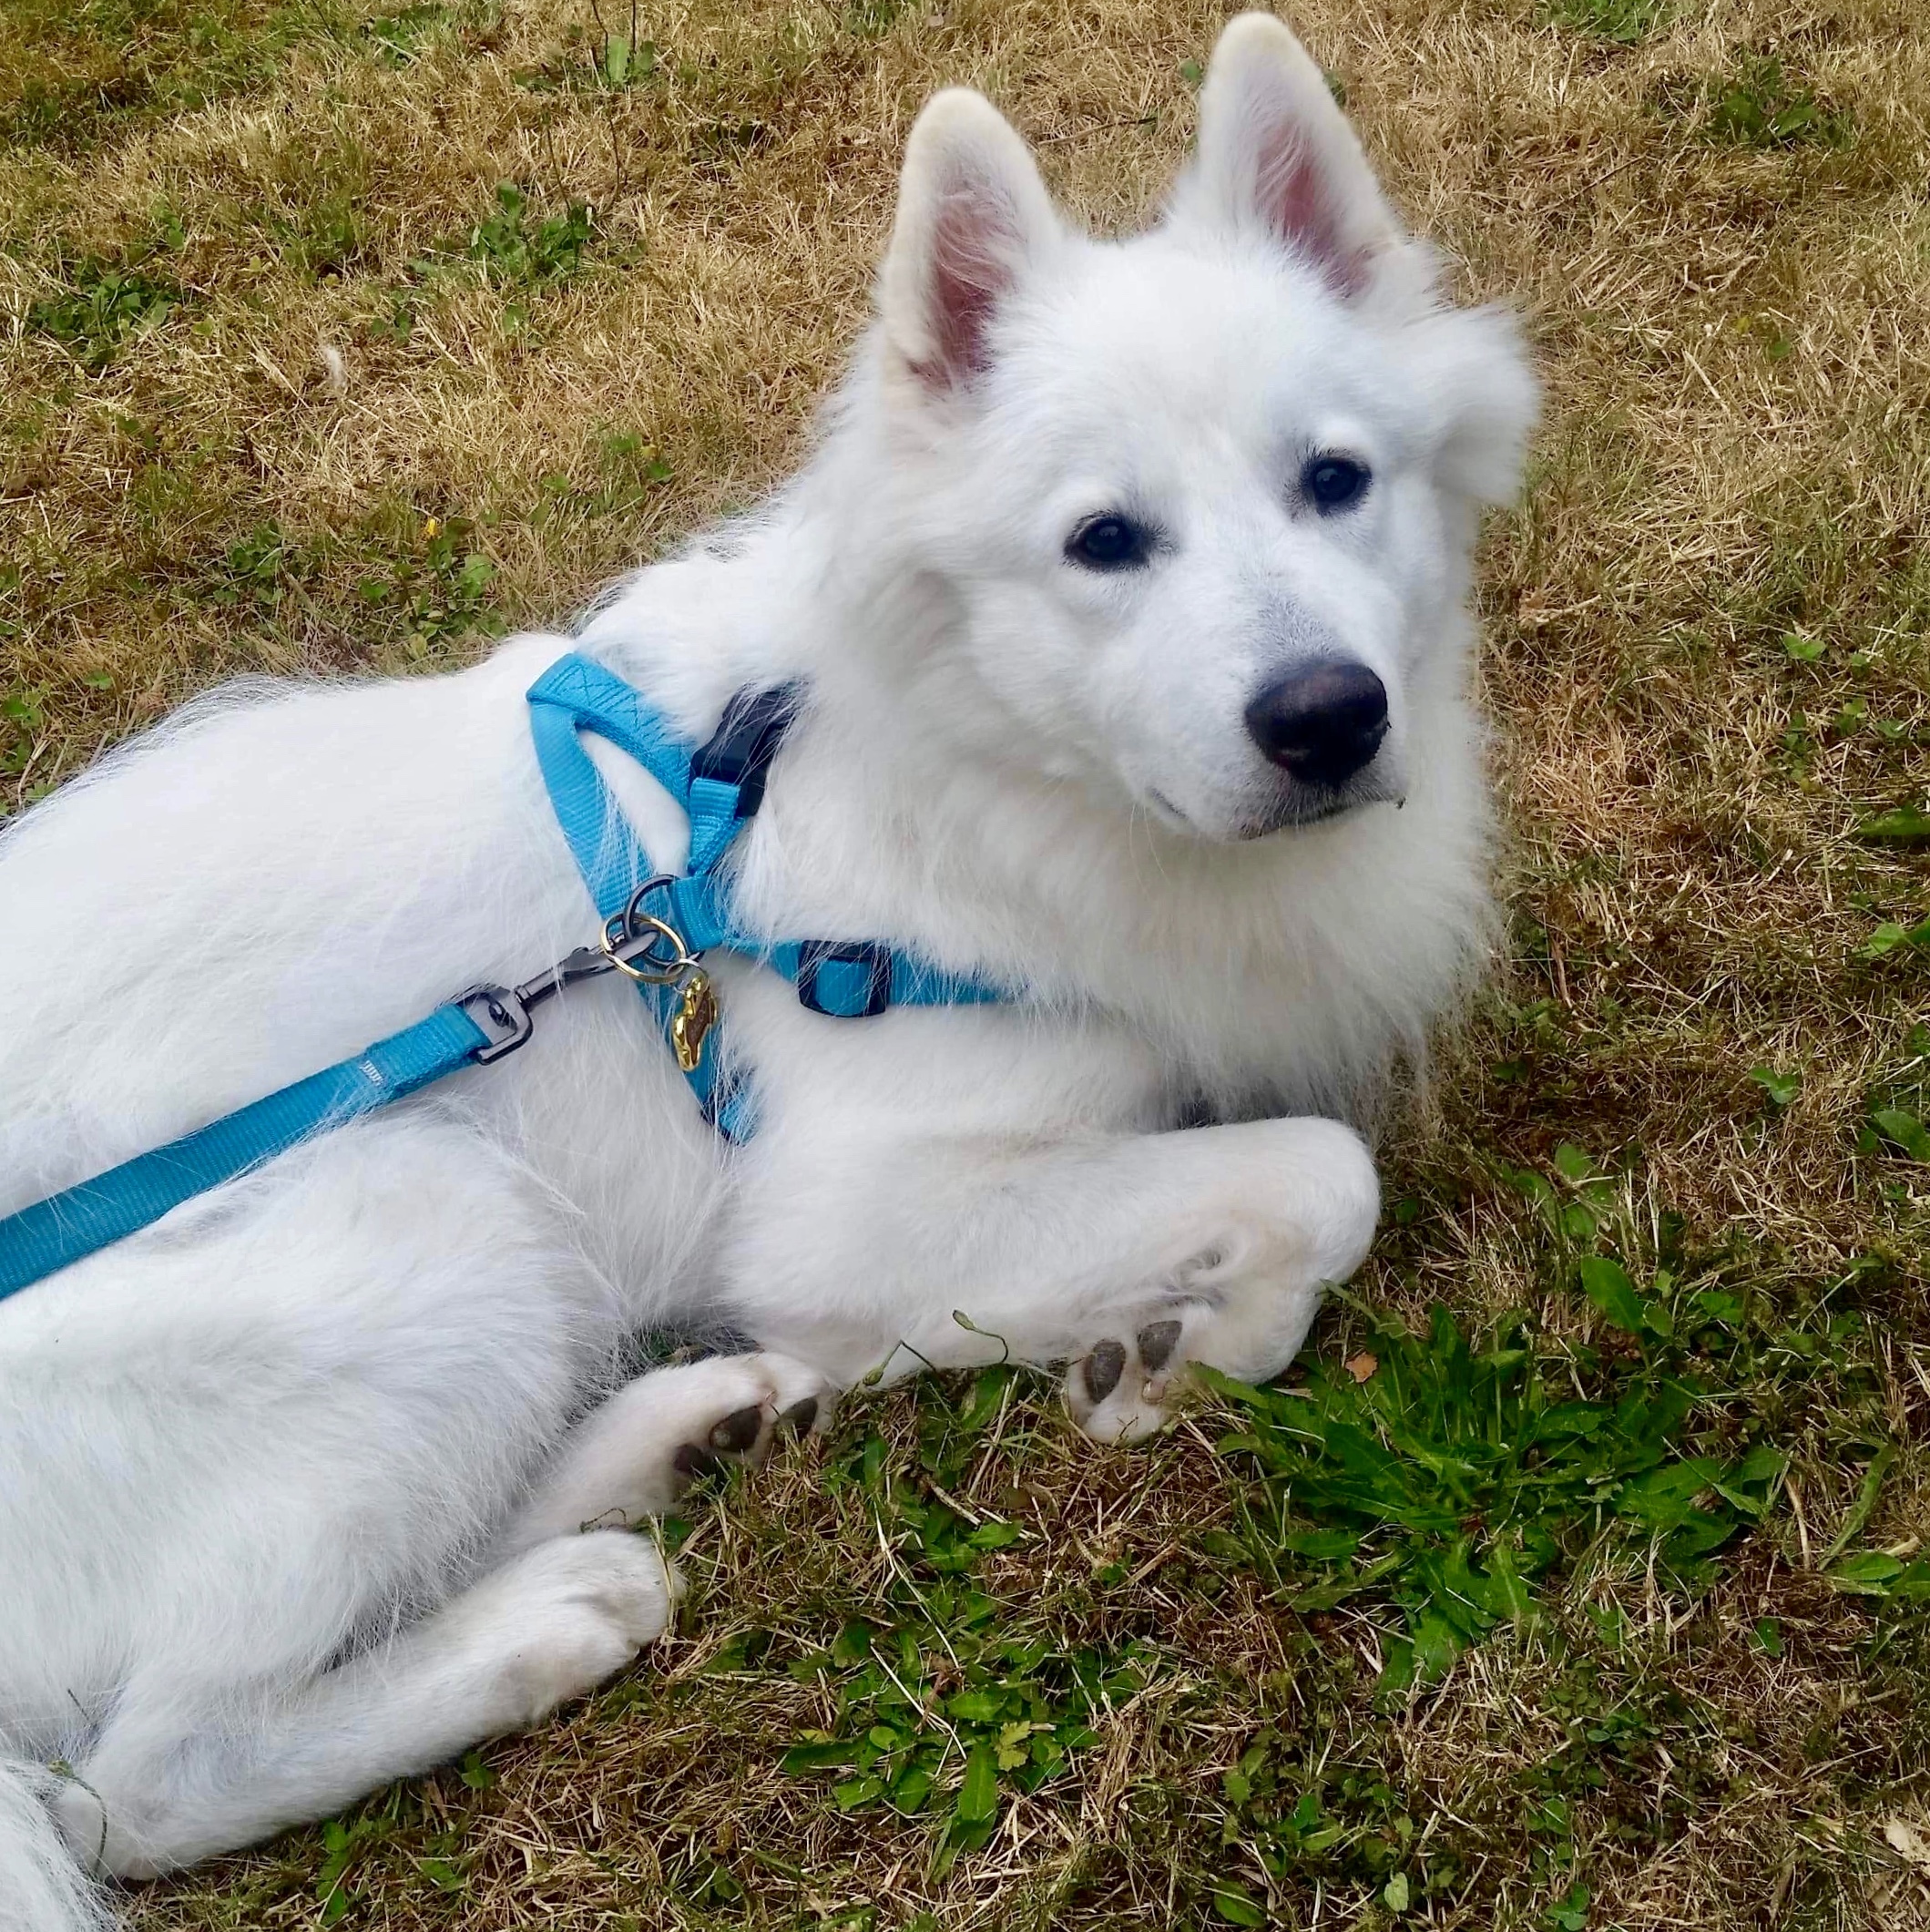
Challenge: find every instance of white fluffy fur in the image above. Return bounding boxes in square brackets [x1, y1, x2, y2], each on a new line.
[0, 16, 1534, 1923]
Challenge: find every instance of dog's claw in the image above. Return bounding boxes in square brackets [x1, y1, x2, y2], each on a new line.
[1136, 1319, 1183, 1372]
[709, 1405, 764, 1455]
[1083, 1340, 1127, 1403]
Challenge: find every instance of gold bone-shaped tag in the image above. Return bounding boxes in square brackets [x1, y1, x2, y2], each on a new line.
[672, 970, 719, 1073]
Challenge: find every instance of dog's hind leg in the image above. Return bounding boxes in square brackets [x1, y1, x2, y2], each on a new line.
[52, 1529, 677, 1878]
[7, 1111, 661, 1886]
[44, 1339, 832, 1879]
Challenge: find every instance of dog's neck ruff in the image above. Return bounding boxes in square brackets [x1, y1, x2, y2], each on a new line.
[0, 654, 1013, 1300]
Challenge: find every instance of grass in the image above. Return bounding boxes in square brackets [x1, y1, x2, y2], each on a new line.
[2, 0, 1926, 1923]
[26, 247, 189, 371]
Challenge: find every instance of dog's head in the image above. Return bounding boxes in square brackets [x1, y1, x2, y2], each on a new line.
[855, 11, 1537, 843]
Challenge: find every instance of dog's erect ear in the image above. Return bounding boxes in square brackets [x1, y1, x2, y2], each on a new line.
[1175, 12, 1401, 298]
[879, 88, 1059, 395]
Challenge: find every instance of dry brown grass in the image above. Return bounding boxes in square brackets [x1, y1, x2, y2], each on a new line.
[5, 0, 1929, 1925]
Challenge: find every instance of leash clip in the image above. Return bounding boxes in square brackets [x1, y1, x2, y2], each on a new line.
[459, 879, 713, 1071]
[455, 984, 536, 1064]
[460, 933, 628, 1064]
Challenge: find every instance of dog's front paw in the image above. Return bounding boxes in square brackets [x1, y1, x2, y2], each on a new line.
[1063, 1121, 1378, 1445]
[1064, 1316, 1192, 1444]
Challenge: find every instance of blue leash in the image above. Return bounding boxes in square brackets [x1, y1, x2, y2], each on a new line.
[0, 654, 1009, 1301]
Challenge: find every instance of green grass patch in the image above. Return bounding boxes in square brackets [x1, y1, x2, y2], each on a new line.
[27, 249, 188, 370]
[352, 511, 504, 659]
[1, 680, 47, 789]
[1207, 1702, 1634, 1926]
[1702, 54, 1853, 150]
[728, 1367, 1152, 1873]
[844, 0, 908, 40]
[514, 8, 661, 95]
[357, 0, 474, 66]
[1190, 1141, 1912, 1705]
[1859, 1022, 1930, 1173]
[0, 0, 353, 151]
[260, 180, 373, 281]
[533, 428, 675, 526]
[1856, 804, 1930, 843]
[1538, 0, 1669, 47]
[371, 181, 599, 342]
[462, 181, 596, 283]
[1860, 916, 1930, 959]
[206, 521, 300, 615]
[1200, 1290, 1784, 1698]
[187, 507, 507, 662]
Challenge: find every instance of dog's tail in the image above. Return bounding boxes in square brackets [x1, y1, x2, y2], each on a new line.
[0, 1758, 111, 1932]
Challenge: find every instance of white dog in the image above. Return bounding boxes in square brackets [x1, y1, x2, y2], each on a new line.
[0, 15, 1533, 1924]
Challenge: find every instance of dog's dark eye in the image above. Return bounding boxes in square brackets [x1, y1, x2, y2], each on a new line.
[1067, 515, 1151, 571]
[1302, 455, 1372, 515]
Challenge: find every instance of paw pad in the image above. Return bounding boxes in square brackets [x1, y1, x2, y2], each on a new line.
[672, 1442, 726, 1480]
[1136, 1319, 1183, 1372]
[1082, 1339, 1127, 1403]
[675, 1402, 768, 1484]
[660, 1353, 834, 1500]
[709, 1405, 765, 1455]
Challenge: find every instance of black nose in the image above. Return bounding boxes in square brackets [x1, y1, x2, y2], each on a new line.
[1244, 660, 1389, 787]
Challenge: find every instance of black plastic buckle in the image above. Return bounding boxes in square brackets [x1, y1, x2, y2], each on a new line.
[795, 940, 893, 1019]
[690, 683, 802, 819]
[456, 984, 535, 1063]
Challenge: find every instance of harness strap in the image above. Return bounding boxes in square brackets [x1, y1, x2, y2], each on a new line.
[771, 939, 1012, 1017]
[0, 1003, 490, 1299]
[526, 655, 760, 1134]
[524, 654, 1008, 1138]
[527, 654, 693, 916]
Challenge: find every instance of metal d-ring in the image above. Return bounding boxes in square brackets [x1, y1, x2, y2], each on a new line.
[598, 874, 699, 986]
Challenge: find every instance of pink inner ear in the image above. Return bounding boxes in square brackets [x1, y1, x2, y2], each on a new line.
[1252, 124, 1368, 300]
[920, 184, 1016, 387]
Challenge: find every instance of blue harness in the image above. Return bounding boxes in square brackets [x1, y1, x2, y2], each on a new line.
[0, 653, 1008, 1301]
